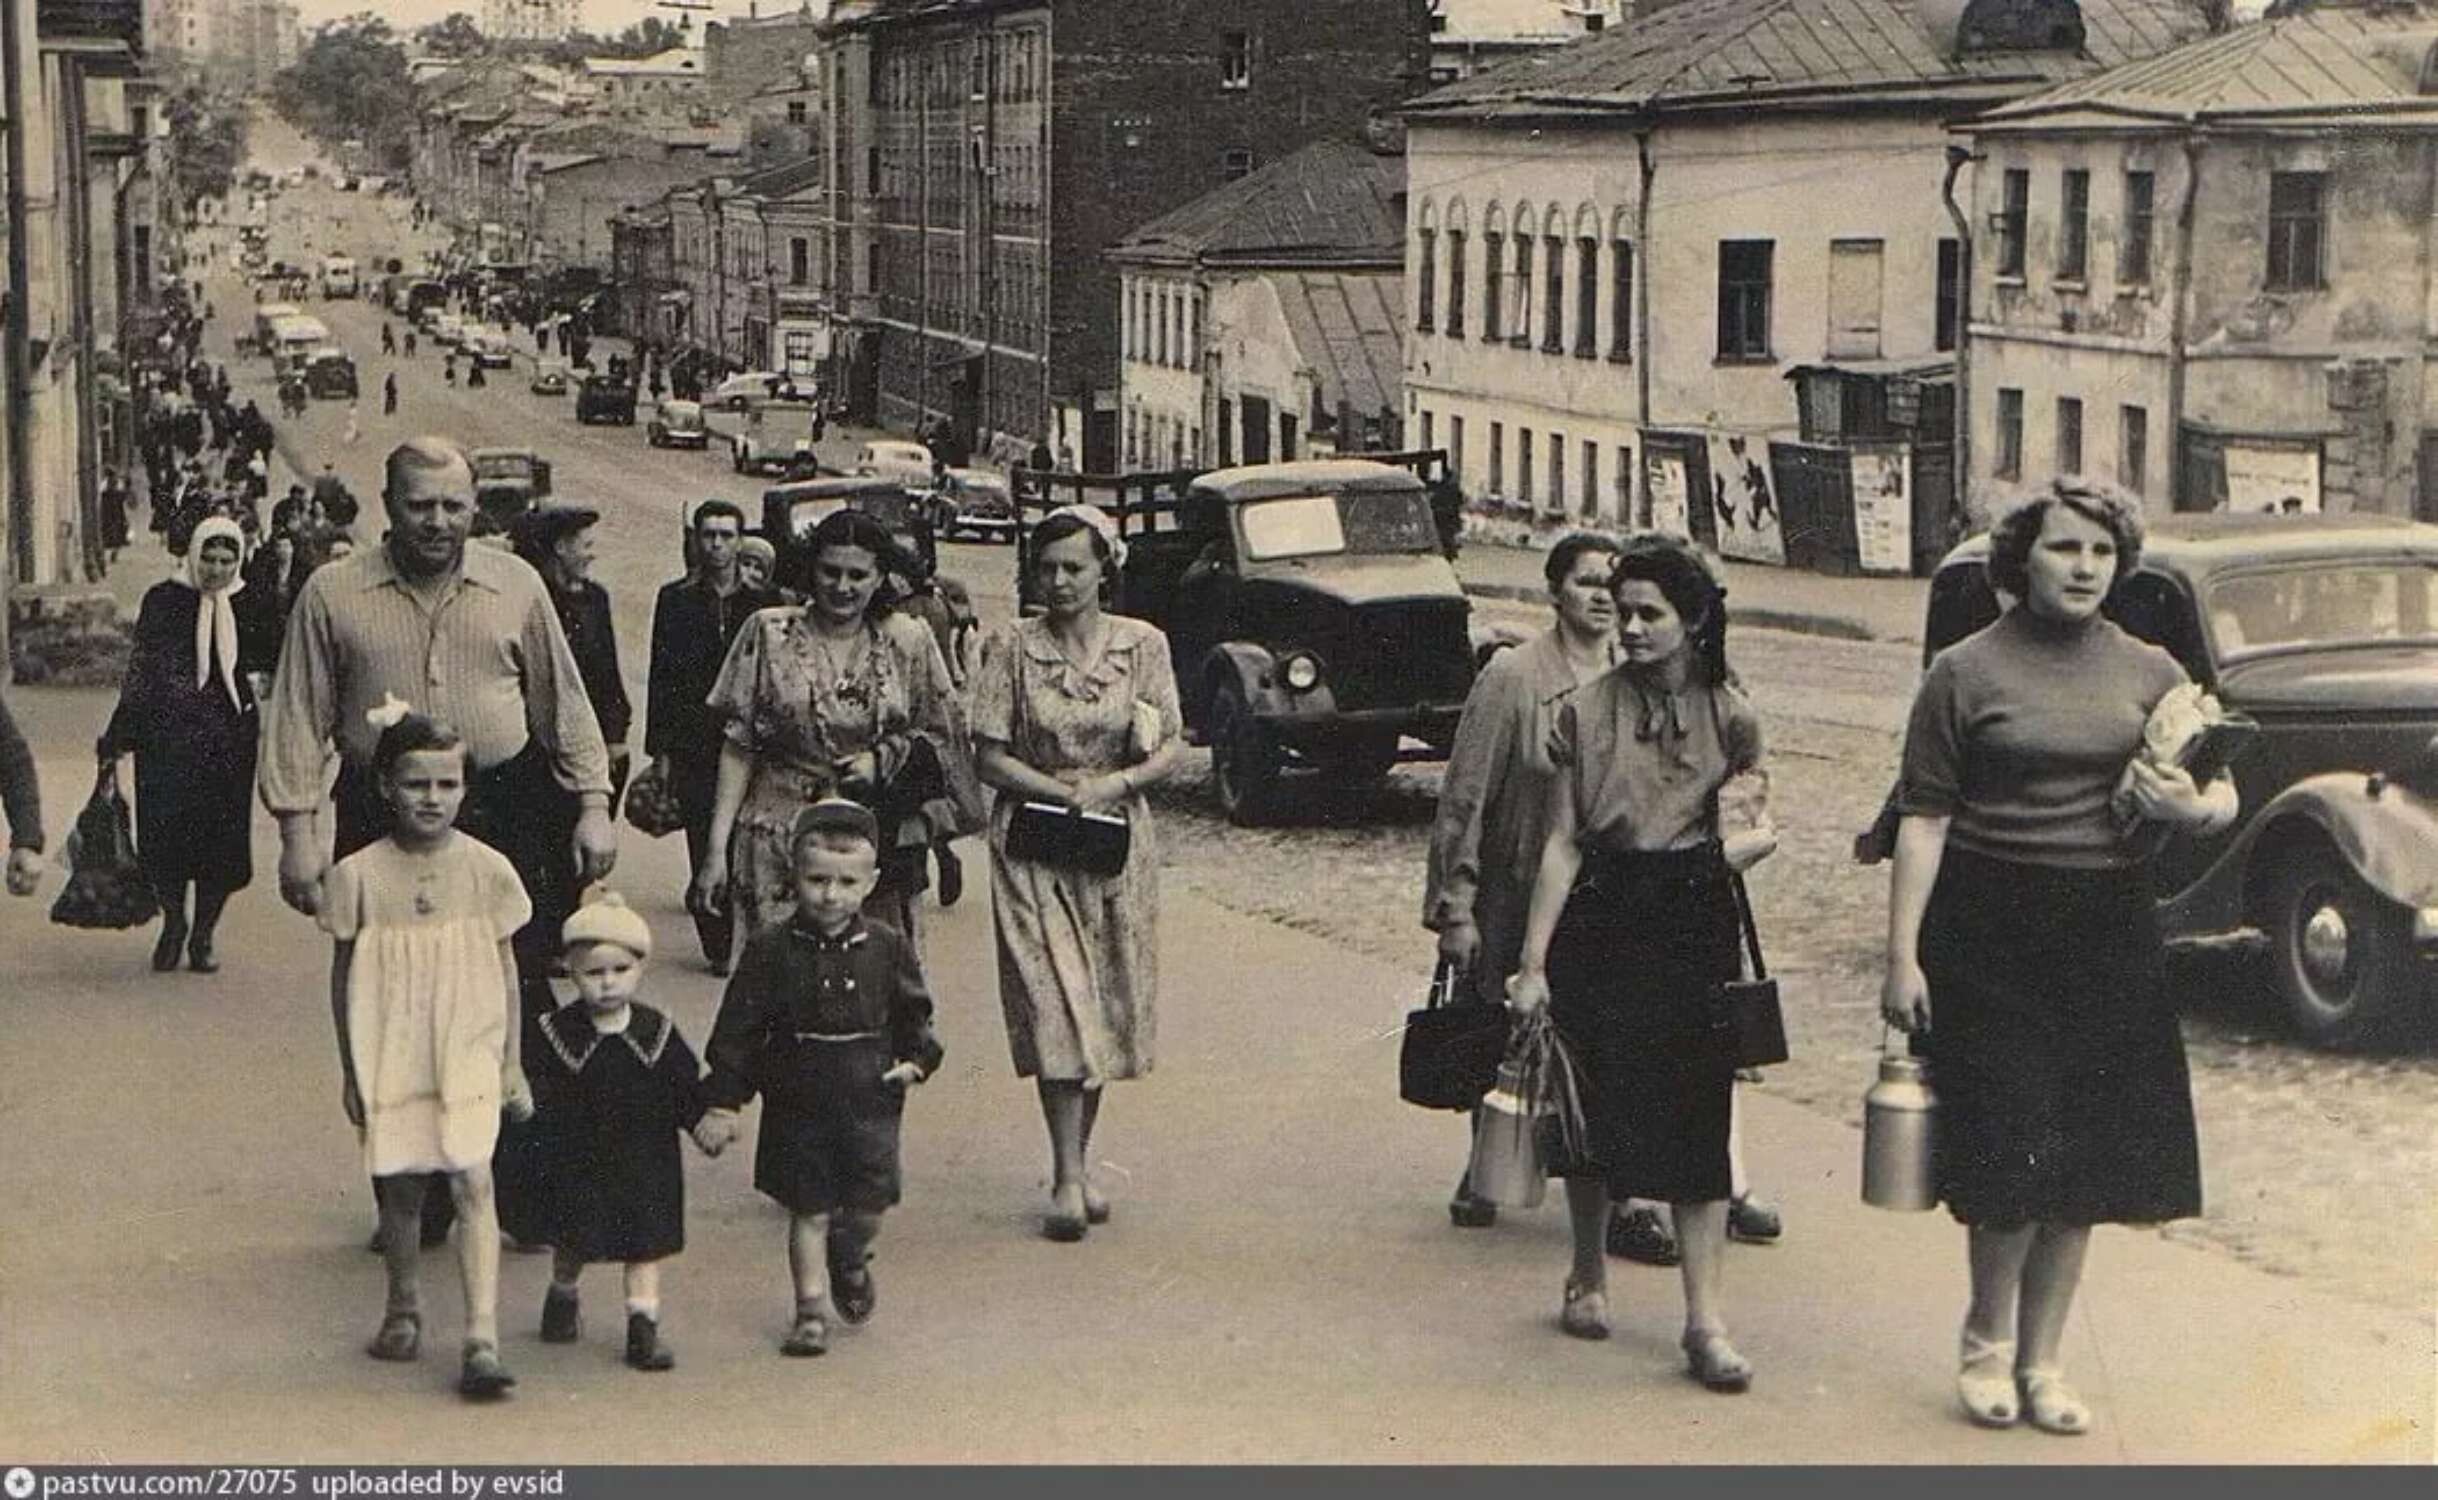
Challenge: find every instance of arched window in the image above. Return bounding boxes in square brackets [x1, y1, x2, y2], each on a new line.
[1416, 199, 1438, 332]
[1574, 204, 1601, 358]
[1482, 203, 1508, 342]
[1542, 201, 1568, 353]
[1609, 205, 1636, 361]
[1510, 205, 1536, 345]
[1445, 199, 1469, 338]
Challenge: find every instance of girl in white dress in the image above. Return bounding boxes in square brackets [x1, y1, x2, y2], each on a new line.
[323, 701, 536, 1399]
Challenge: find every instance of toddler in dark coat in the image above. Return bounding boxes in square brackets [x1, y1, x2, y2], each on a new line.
[528, 891, 726, 1371]
[701, 800, 944, 1357]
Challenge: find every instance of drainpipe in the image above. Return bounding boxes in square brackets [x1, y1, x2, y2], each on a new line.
[1633, 128, 1654, 525]
[1939, 143, 1973, 531]
[3, 0, 36, 596]
[2166, 130, 2206, 512]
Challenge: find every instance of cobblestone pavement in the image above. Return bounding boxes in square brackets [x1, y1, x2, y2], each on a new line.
[1136, 603, 2438, 1320]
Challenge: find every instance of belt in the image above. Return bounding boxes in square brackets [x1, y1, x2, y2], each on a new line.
[793, 1029, 884, 1043]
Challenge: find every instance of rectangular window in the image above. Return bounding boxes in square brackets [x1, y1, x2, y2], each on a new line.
[1716, 240, 1774, 361]
[1220, 148, 1254, 182]
[1935, 238, 1961, 353]
[1543, 234, 1564, 352]
[2120, 171, 2155, 285]
[789, 237, 809, 285]
[1582, 439, 1598, 516]
[1482, 232, 1504, 341]
[1445, 231, 1466, 336]
[787, 99, 808, 125]
[1616, 445, 1635, 521]
[1489, 422, 1504, 496]
[1519, 429, 1535, 507]
[1610, 237, 1634, 360]
[2120, 404, 2149, 495]
[1155, 288, 1169, 366]
[2056, 396, 2084, 476]
[1575, 238, 1598, 357]
[1449, 414, 1465, 477]
[1220, 30, 1251, 90]
[1997, 168, 2029, 279]
[2058, 169, 2090, 282]
[1417, 229, 1436, 332]
[1996, 388, 2024, 480]
[1173, 293, 1187, 369]
[1420, 409, 1433, 451]
[2267, 172, 2326, 290]
[1826, 238, 1885, 359]
[1549, 433, 1565, 515]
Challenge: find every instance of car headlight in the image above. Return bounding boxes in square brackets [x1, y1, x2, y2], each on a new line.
[2415, 906, 2438, 946]
[1283, 654, 1322, 692]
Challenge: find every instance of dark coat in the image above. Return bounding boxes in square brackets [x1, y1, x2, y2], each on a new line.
[550, 578, 632, 748]
[644, 575, 783, 761]
[525, 1002, 708, 1263]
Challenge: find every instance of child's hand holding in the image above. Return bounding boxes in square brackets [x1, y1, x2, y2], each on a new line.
[881, 1061, 926, 1089]
[500, 1065, 535, 1123]
[690, 1108, 739, 1157]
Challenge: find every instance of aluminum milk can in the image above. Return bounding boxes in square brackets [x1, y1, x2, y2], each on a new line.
[1862, 1043, 1940, 1211]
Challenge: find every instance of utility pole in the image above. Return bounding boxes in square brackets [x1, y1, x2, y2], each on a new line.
[2, 0, 36, 601]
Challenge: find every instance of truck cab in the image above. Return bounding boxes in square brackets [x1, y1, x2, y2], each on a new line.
[468, 448, 554, 534]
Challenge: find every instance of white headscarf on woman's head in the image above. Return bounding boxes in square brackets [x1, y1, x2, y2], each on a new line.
[1044, 503, 1128, 569]
[181, 514, 249, 709]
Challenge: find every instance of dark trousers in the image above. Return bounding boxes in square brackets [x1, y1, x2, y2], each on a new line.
[335, 740, 582, 1241]
[669, 749, 733, 968]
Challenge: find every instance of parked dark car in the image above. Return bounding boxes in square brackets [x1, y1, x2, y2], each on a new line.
[933, 467, 1018, 543]
[1042, 459, 1478, 824]
[304, 349, 358, 400]
[1924, 513, 2438, 1046]
[468, 447, 554, 534]
[575, 374, 637, 425]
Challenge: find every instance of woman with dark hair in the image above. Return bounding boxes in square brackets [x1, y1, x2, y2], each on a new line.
[1506, 532, 1773, 1392]
[694, 507, 975, 947]
[969, 506, 1184, 1241]
[1883, 479, 2234, 1435]
[1426, 531, 1620, 1227]
[98, 515, 283, 972]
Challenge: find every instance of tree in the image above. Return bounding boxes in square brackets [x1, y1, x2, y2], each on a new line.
[611, 17, 684, 56]
[162, 88, 248, 210]
[271, 16, 417, 173]
[417, 12, 488, 59]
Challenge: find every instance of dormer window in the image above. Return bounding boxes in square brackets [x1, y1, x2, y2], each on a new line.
[1952, 0, 2086, 55]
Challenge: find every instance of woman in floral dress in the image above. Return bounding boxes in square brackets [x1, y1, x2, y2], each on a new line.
[969, 507, 1184, 1242]
[695, 509, 976, 947]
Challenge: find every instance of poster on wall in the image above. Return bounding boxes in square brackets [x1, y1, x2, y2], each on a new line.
[1705, 433, 1786, 564]
[2222, 442, 2321, 515]
[1850, 446, 1914, 576]
[1645, 451, 1691, 540]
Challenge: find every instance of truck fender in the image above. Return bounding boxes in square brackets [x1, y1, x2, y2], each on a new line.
[2165, 773, 2438, 934]
[1195, 642, 1277, 725]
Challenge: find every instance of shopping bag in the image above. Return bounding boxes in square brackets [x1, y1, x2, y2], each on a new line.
[1398, 960, 1508, 1111]
[1467, 1010, 1584, 1207]
[49, 767, 159, 930]
[623, 756, 686, 838]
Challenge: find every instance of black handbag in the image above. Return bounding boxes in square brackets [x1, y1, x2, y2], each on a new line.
[1399, 959, 1511, 1111]
[1005, 799, 1130, 877]
[1714, 872, 1788, 1069]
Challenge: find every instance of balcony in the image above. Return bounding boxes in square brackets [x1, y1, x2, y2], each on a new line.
[36, 0, 143, 53]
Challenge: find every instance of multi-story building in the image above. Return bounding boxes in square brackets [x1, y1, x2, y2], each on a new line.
[704, 3, 829, 106]
[516, 120, 738, 271]
[665, 152, 825, 374]
[608, 198, 675, 344]
[1109, 135, 1407, 471]
[819, 0, 1431, 470]
[199, 0, 295, 90]
[483, 0, 582, 44]
[1427, 0, 1632, 84]
[1960, 1, 2438, 519]
[584, 44, 707, 110]
[140, 0, 205, 60]
[1400, 0, 2212, 571]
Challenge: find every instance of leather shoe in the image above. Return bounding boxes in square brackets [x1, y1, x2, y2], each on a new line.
[1728, 1193, 1783, 1244]
[1606, 1204, 1681, 1266]
[935, 845, 964, 909]
[152, 922, 188, 973]
[187, 939, 219, 974]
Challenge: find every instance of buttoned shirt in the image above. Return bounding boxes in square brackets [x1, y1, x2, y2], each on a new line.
[702, 916, 944, 1109]
[258, 539, 612, 814]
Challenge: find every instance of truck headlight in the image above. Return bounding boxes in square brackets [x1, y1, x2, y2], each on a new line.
[2415, 907, 2438, 946]
[1283, 654, 1321, 692]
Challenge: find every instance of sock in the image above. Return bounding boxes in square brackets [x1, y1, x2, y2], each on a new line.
[626, 1298, 659, 1321]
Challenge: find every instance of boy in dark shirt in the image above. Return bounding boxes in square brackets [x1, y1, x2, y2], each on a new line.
[702, 800, 943, 1357]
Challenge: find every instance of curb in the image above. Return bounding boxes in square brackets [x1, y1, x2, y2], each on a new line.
[1459, 578, 1883, 643]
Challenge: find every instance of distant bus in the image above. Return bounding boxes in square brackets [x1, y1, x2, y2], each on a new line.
[319, 256, 359, 299]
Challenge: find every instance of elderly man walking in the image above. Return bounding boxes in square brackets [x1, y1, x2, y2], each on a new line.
[260, 436, 618, 1247]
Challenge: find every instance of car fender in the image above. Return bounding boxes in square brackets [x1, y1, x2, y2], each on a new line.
[2163, 773, 2438, 933]
[1196, 642, 1296, 724]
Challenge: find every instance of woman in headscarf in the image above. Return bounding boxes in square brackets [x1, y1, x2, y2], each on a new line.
[97, 515, 283, 972]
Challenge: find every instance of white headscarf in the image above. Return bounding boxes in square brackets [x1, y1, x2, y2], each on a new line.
[1044, 503, 1129, 568]
[181, 515, 249, 710]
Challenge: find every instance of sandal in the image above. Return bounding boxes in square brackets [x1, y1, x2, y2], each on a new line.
[1559, 1278, 1611, 1341]
[457, 1340, 516, 1399]
[364, 1310, 421, 1362]
[1957, 1330, 2019, 1428]
[1681, 1329, 1753, 1393]
[780, 1308, 830, 1358]
[1606, 1204, 1681, 1267]
[831, 1260, 876, 1327]
[1727, 1193, 1783, 1244]
[2018, 1367, 2091, 1436]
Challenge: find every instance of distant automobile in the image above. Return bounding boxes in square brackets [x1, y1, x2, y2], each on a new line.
[731, 400, 823, 475]
[464, 328, 514, 369]
[933, 467, 1017, 542]
[575, 373, 637, 426]
[303, 348, 358, 400]
[469, 447, 553, 532]
[429, 312, 467, 347]
[708, 370, 817, 411]
[647, 398, 708, 449]
[529, 358, 570, 396]
[856, 439, 935, 488]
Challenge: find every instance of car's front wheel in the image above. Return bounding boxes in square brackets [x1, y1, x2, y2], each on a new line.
[1208, 680, 1281, 827]
[2264, 839, 2416, 1048]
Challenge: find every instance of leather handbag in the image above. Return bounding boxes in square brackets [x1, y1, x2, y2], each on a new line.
[1005, 799, 1130, 877]
[1714, 872, 1789, 1069]
[1399, 959, 1510, 1111]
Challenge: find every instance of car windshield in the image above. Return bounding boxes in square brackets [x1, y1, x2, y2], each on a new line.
[2205, 562, 2438, 658]
[781, 498, 848, 536]
[1236, 490, 1438, 562]
[472, 456, 529, 480]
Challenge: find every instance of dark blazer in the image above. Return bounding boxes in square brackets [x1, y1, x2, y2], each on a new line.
[550, 578, 632, 747]
[645, 575, 783, 760]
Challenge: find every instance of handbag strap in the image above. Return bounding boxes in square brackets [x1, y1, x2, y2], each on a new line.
[1427, 958, 1459, 1010]
[1729, 871, 1767, 983]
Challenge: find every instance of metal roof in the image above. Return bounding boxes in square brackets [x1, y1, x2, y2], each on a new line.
[1976, 4, 2438, 128]
[734, 156, 828, 201]
[1405, 0, 2210, 119]
[1106, 139, 1405, 270]
[1269, 271, 1407, 422]
[1194, 460, 1430, 499]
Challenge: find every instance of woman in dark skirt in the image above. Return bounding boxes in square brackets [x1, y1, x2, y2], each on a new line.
[1508, 534, 1772, 1393]
[1883, 480, 2236, 1436]
[97, 516, 282, 973]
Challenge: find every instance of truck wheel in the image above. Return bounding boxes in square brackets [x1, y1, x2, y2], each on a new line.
[1317, 731, 1399, 787]
[1209, 681, 1281, 826]
[2265, 840, 2413, 1048]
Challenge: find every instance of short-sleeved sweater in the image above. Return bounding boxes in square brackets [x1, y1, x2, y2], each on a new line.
[1897, 607, 2187, 869]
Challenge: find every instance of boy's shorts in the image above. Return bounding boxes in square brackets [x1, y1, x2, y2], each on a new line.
[752, 1037, 907, 1215]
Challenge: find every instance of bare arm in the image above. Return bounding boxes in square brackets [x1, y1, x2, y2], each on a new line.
[331, 941, 362, 1126]
[1504, 774, 1585, 1014]
[692, 740, 756, 909]
[497, 936, 531, 1119]
[1879, 814, 1950, 1033]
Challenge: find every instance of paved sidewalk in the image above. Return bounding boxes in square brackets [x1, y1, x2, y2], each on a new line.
[1456, 535, 1928, 645]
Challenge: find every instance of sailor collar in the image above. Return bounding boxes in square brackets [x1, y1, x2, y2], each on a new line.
[539, 1003, 671, 1073]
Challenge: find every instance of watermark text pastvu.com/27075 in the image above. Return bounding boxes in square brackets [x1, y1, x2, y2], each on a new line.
[3, 1471, 567, 1500]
